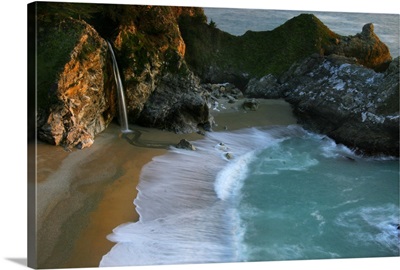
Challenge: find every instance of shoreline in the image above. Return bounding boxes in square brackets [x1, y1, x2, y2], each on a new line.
[36, 98, 297, 268]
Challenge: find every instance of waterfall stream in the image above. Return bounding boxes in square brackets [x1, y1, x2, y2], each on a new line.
[107, 41, 131, 133]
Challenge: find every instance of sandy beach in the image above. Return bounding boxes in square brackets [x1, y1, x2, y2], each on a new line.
[35, 98, 296, 268]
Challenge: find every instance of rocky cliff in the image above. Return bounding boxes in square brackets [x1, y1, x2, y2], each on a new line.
[284, 55, 399, 157]
[36, 3, 211, 148]
[108, 5, 212, 132]
[37, 17, 116, 149]
[326, 23, 392, 72]
[34, 3, 397, 155]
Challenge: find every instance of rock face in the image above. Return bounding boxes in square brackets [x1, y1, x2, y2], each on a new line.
[37, 18, 116, 149]
[36, 4, 211, 148]
[242, 99, 260, 111]
[175, 139, 196, 151]
[137, 72, 213, 133]
[246, 54, 399, 156]
[245, 74, 281, 98]
[326, 23, 392, 71]
[284, 55, 399, 157]
[111, 6, 211, 134]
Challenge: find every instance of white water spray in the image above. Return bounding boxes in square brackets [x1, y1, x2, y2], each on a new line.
[107, 41, 131, 133]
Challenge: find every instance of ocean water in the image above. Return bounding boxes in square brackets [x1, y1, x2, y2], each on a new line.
[204, 8, 400, 58]
[100, 126, 399, 266]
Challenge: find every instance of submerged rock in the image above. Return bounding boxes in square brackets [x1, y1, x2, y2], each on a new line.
[225, 153, 234, 160]
[242, 99, 260, 111]
[175, 139, 196, 151]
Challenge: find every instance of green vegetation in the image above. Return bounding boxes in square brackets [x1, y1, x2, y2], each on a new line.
[35, 2, 108, 111]
[163, 48, 191, 76]
[36, 2, 102, 24]
[208, 20, 217, 28]
[179, 13, 339, 79]
[77, 34, 98, 62]
[178, 14, 235, 74]
[117, 31, 152, 82]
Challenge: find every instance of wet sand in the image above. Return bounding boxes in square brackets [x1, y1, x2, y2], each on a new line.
[35, 99, 296, 268]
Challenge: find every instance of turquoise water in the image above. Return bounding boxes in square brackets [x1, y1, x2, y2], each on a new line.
[239, 135, 399, 261]
[100, 126, 399, 266]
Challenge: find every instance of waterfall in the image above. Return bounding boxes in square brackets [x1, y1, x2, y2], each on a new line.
[107, 41, 131, 133]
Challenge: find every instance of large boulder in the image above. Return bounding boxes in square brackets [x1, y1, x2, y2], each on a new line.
[37, 18, 116, 149]
[280, 54, 399, 156]
[137, 72, 212, 133]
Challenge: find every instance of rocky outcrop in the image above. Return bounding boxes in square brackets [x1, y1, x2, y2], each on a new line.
[252, 54, 399, 156]
[179, 14, 392, 89]
[245, 74, 281, 98]
[36, 4, 211, 148]
[110, 6, 207, 125]
[175, 139, 196, 151]
[137, 72, 213, 133]
[286, 55, 399, 157]
[325, 23, 392, 71]
[242, 99, 260, 111]
[110, 6, 211, 134]
[37, 18, 116, 149]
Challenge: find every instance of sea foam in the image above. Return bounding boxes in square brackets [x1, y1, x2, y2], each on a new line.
[100, 126, 305, 267]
